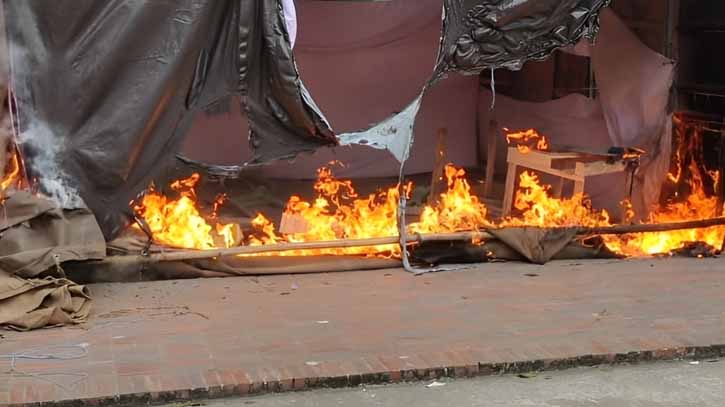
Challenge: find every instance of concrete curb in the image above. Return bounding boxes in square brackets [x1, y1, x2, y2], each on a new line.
[14, 344, 725, 407]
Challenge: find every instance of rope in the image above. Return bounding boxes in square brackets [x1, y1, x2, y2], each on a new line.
[489, 68, 496, 111]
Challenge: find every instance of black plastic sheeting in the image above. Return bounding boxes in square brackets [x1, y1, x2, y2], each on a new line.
[5, 0, 335, 239]
[6, 0, 610, 240]
[434, 0, 611, 76]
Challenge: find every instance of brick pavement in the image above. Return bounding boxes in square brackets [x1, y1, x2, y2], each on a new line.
[2, 257, 725, 405]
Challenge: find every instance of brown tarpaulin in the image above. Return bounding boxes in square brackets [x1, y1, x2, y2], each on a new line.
[0, 190, 104, 330]
[0, 271, 91, 331]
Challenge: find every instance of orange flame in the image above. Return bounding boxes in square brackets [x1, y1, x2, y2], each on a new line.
[505, 129, 549, 153]
[132, 173, 238, 250]
[602, 161, 725, 256]
[247, 163, 404, 257]
[133, 126, 725, 259]
[1, 149, 21, 191]
[410, 165, 491, 234]
[502, 171, 612, 228]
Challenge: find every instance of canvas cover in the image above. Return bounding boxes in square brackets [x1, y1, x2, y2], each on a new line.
[6, 0, 612, 240]
[0, 190, 104, 330]
[0, 271, 91, 331]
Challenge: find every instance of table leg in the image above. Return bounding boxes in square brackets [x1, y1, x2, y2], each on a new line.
[502, 163, 517, 217]
[552, 177, 565, 198]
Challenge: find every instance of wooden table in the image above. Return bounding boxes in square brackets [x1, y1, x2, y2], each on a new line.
[502, 147, 628, 216]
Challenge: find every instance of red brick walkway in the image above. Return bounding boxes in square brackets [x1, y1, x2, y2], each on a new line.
[2, 257, 725, 405]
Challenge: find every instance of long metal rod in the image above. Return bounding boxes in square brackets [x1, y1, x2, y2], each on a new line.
[120, 217, 725, 263]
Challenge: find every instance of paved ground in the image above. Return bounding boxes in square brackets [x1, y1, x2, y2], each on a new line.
[191, 360, 725, 407]
[2, 257, 725, 405]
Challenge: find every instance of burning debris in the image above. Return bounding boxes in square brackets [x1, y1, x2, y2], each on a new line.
[131, 147, 725, 260]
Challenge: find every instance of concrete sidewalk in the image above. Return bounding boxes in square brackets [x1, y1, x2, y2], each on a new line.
[2, 257, 725, 405]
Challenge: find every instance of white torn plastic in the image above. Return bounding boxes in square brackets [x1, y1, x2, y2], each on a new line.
[282, 0, 297, 48]
[338, 95, 423, 163]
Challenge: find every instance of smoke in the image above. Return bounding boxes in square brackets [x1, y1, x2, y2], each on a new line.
[17, 121, 85, 209]
[3, 4, 85, 209]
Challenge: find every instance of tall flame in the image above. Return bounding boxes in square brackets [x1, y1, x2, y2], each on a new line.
[133, 173, 238, 250]
[410, 165, 491, 234]
[1, 149, 22, 192]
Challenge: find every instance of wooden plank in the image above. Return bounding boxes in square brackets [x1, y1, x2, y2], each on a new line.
[579, 160, 627, 176]
[502, 163, 517, 217]
[507, 148, 554, 169]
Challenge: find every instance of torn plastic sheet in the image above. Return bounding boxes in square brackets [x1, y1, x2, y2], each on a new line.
[340, 0, 611, 162]
[434, 0, 611, 75]
[338, 95, 423, 163]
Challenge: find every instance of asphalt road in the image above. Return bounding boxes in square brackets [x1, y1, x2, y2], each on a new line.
[172, 360, 725, 407]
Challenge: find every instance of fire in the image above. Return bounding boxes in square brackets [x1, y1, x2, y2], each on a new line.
[602, 161, 725, 256]
[132, 173, 238, 250]
[1, 149, 22, 192]
[410, 165, 491, 234]
[247, 164, 403, 256]
[505, 128, 549, 153]
[132, 125, 725, 259]
[502, 171, 612, 228]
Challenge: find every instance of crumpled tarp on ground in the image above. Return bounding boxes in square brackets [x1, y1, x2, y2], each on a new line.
[414, 233, 620, 265]
[0, 271, 91, 331]
[5, 0, 335, 240]
[0, 190, 104, 330]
